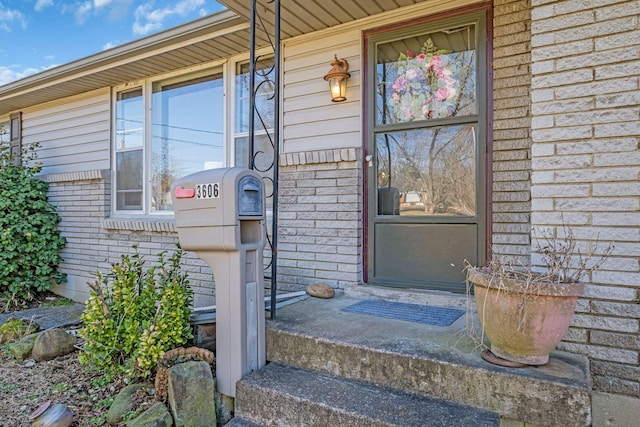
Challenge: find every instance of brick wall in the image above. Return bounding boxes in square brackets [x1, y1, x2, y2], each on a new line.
[277, 148, 362, 290]
[45, 156, 362, 303]
[530, 0, 640, 397]
[43, 171, 216, 307]
[491, 0, 534, 264]
[44, 170, 110, 292]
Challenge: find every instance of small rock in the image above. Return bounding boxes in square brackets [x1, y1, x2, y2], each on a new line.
[167, 360, 216, 427]
[107, 384, 151, 426]
[215, 392, 234, 426]
[306, 283, 335, 299]
[125, 402, 173, 427]
[31, 328, 77, 362]
[9, 332, 39, 360]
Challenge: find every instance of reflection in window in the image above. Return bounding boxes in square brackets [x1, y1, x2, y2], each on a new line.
[115, 89, 143, 150]
[113, 68, 223, 214]
[376, 26, 477, 125]
[116, 150, 143, 210]
[0, 120, 9, 144]
[377, 125, 476, 216]
[235, 57, 275, 134]
[373, 22, 479, 218]
[151, 73, 224, 211]
[115, 89, 143, 210]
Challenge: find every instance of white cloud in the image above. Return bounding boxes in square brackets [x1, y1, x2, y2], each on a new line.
[93, 0, 112, 8]
[0, 3, 27, 30]
[34, 0, 54, 12]
[0, 62, 62, 86]
[104, 0, 134, 21]
[102, 41, 121, 50]
[0, 65, 37, 86]
[74, 1, 93, 24]
[62, 0, 133, 25]
[132, 0, 205, 36]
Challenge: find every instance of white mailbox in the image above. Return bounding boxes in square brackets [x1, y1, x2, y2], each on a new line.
[172, 167, 266, 398]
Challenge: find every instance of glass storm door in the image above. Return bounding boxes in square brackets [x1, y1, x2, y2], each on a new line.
[366, 12, 487, 293]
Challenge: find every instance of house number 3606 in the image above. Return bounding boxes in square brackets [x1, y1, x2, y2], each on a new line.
[196, 183, 220, 199]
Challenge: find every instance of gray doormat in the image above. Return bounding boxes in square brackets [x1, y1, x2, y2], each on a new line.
[342, 299, 465, 327]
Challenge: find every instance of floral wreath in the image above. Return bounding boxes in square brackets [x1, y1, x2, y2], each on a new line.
[388, 38, 459, 121]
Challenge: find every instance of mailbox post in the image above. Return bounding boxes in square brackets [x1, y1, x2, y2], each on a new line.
[171, 167, 266, 398]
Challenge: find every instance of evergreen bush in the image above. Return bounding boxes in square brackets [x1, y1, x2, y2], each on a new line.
[79, 246, 193, 380]
[0, 140, 66, 301]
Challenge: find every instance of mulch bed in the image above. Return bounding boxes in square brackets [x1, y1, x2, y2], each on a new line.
[0, 291, 153, 426]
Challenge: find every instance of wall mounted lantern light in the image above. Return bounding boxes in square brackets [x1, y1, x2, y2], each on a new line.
[324, 55, 350, 102]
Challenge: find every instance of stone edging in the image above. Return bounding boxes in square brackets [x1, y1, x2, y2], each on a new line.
[279, 148, 358, 166]
[102, 218, 176, 233]
[39, 169, 105, 183]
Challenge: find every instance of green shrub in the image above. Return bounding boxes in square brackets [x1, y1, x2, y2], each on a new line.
[0, 141, 66, 301]
[79, 246, 193, 380]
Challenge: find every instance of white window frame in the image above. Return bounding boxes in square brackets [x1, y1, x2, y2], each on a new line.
[111, 62, 227, 216]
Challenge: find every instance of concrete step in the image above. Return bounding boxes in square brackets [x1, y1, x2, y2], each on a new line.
[234, 362, 500, 427]
[265, 294, 592, 426]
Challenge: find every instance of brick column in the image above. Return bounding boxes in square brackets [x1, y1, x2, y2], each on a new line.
[492, 0, 533, 264]
[530, 0, 640, 397]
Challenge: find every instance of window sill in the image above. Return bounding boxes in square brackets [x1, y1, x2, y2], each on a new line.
[102, 217, 176, 233]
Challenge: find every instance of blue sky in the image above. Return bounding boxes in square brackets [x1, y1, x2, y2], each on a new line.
[0, 0, 225, 86]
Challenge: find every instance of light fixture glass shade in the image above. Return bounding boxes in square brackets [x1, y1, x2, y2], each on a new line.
[329, 76, 347, 102]
[324, 55, 350, 102]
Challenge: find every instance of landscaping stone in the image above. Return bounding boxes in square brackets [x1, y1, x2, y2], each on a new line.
[31, 328, 77, 362]
[126, 402, 173, 427]
[106, 383, 151, 426]
[215, 391, 234, 426]
[306, 283, 335, 299]
[9, 332, 39, 360]
[167, 360, 216, 427]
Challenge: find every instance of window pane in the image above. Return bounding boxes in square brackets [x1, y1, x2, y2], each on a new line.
[235, 57, 275, 133]
[0, 121, 9, 143]
[151, 72, 224, 211]
[0, 121, 8, 161]
[116, 150, 143, 210]
[376, 125, 476, 216]
[376, 25, 477, 125]
[115, 88, 143, 149]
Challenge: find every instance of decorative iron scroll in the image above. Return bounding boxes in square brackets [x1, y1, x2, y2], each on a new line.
[250, 0, 280, 319]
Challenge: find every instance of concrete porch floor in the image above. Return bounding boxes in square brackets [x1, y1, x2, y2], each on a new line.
[260, 285, 592, 426]
[268, 287, 482, 358]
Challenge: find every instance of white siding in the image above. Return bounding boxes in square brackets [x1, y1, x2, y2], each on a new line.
[282, 29, 361, 153]
[279, 0, 482, 154]
[22, 88, 111, 174]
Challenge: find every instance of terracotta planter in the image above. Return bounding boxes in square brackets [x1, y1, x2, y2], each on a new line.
[468, 268, 584, 365]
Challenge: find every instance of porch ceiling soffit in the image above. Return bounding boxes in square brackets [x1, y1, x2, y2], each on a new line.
[218, 0, 423, 39]
[1, 0, 433, 116]
[0, 10, 259, 116]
